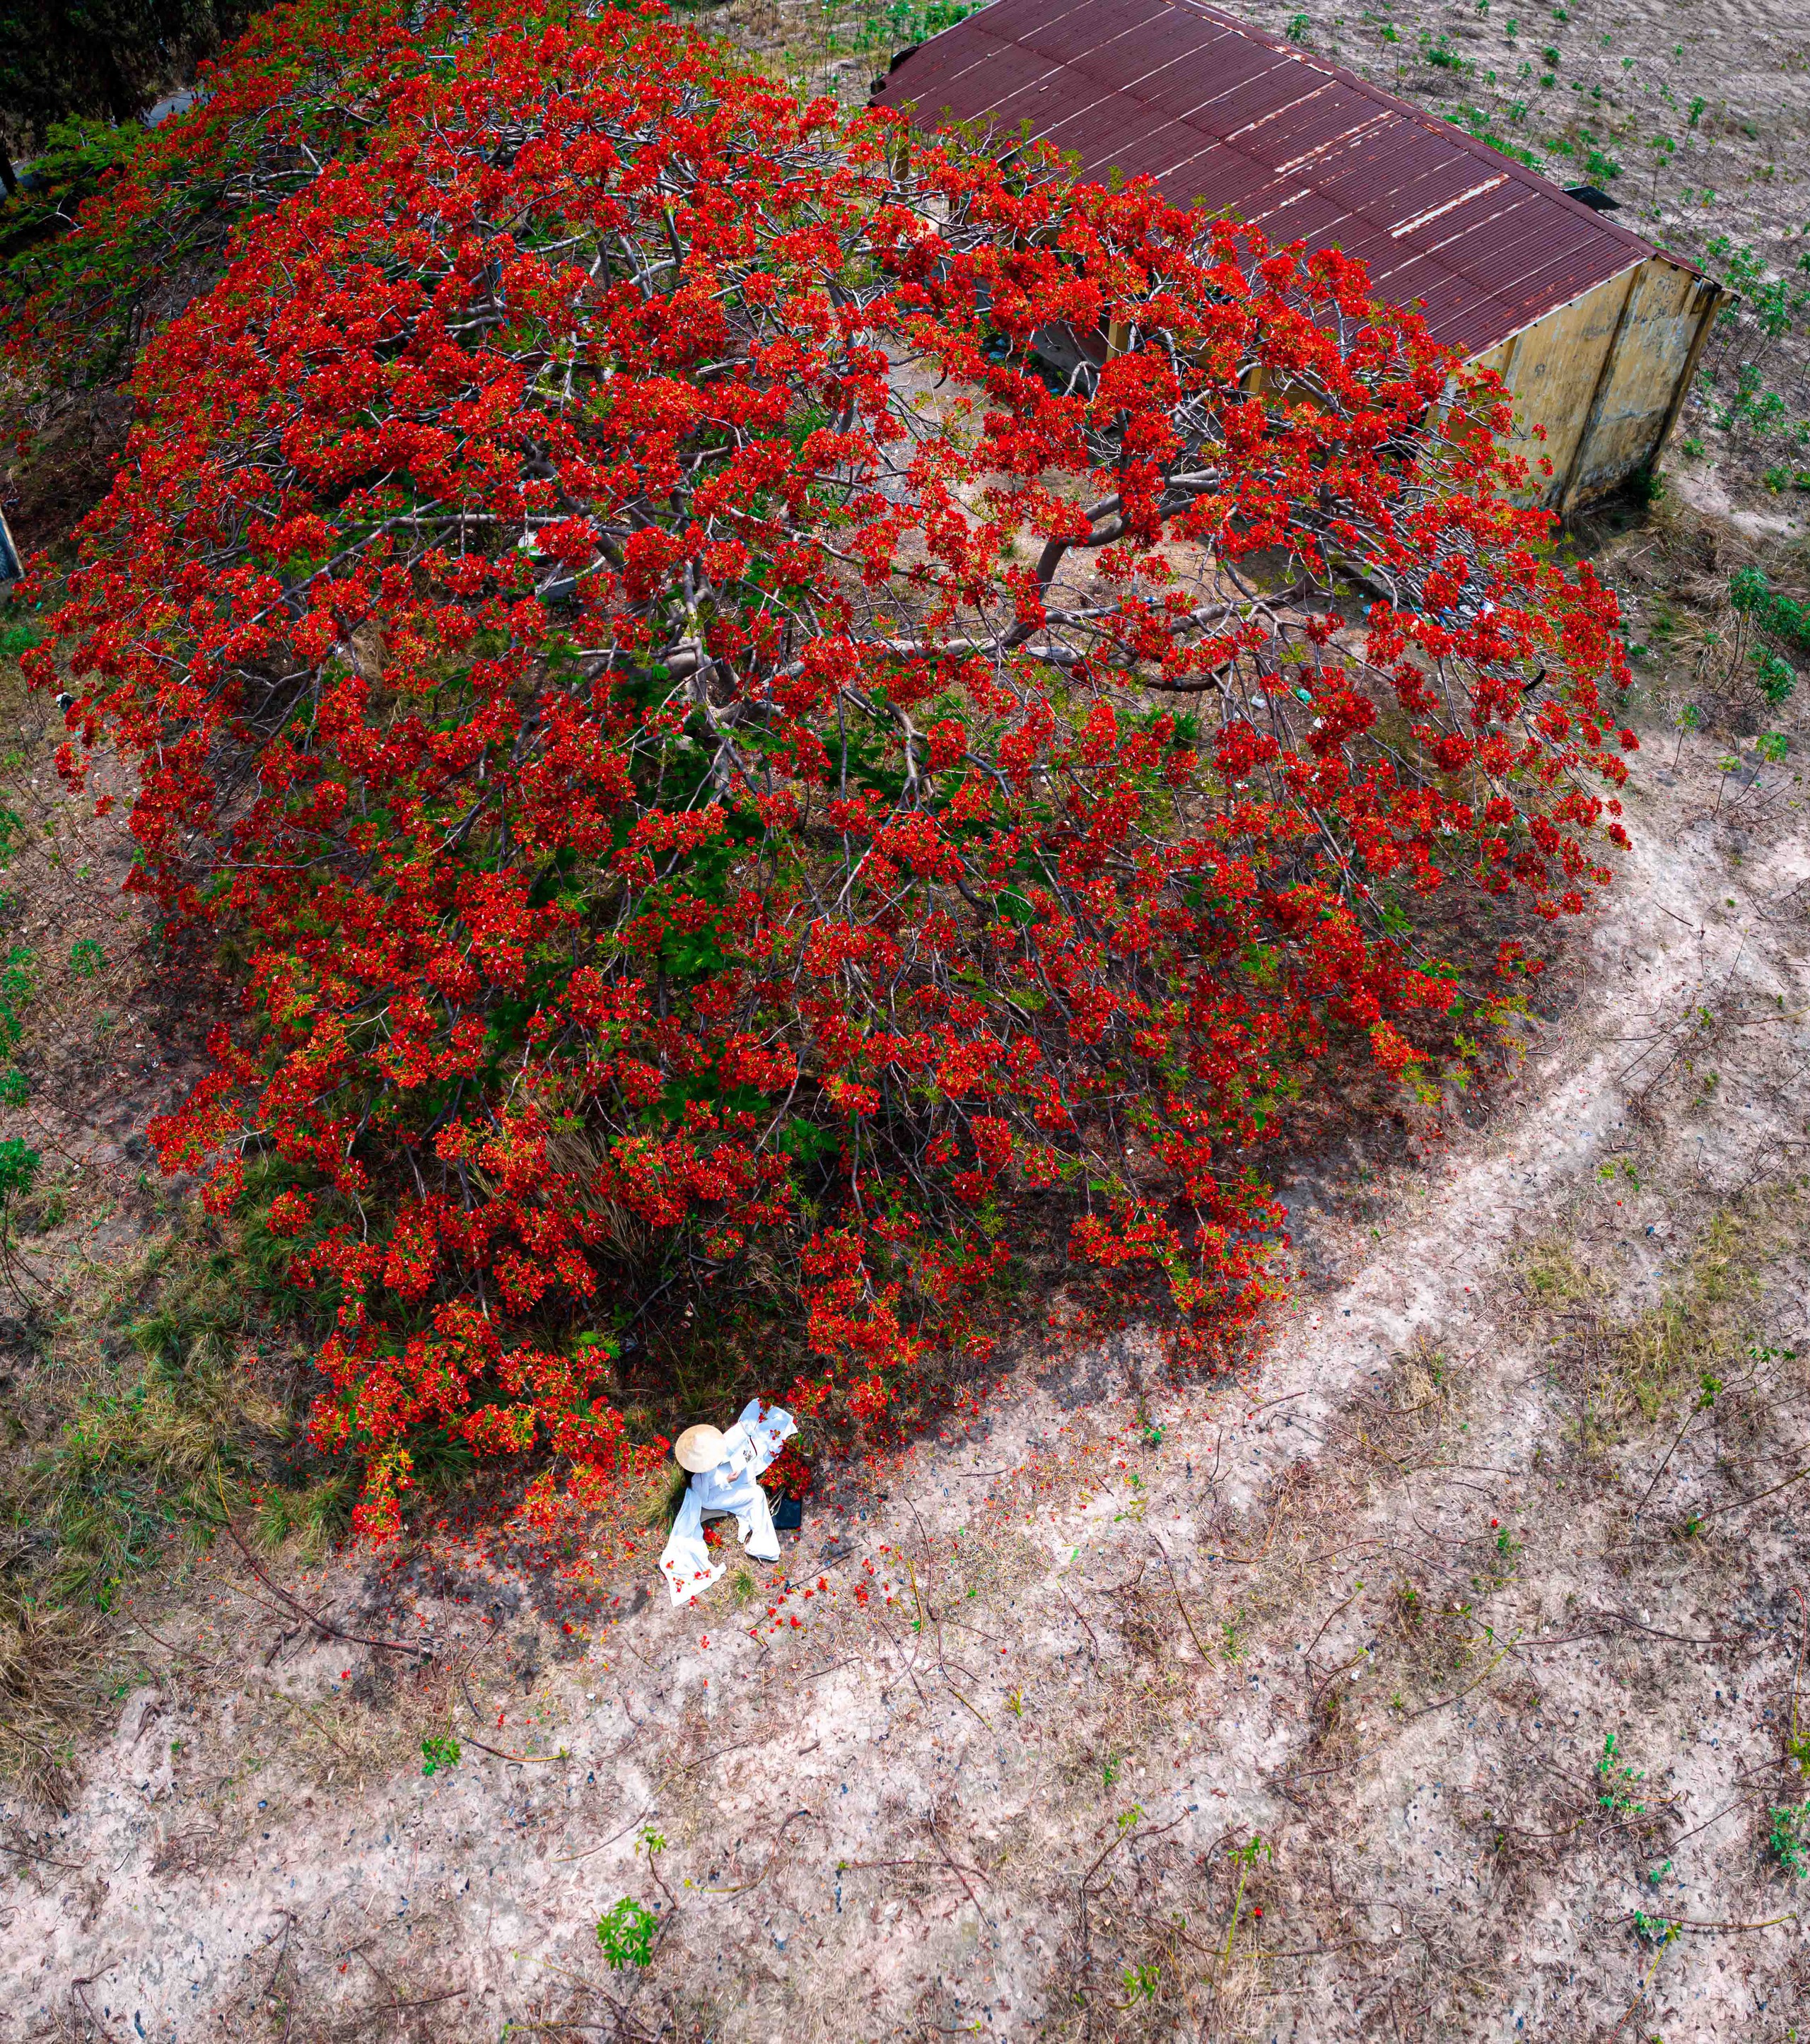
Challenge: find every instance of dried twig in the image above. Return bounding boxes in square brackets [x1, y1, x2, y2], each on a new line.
[218, 1517, 433, 1660]
[1691, 1461, 1810, 1526]
[1148, 1534, 1213, 1664]
[0, 1838, 86, 1871]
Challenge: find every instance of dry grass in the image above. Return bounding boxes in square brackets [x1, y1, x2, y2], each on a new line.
[1524, 1189, 1798, 1458]
[0, 1580, 101, 1807]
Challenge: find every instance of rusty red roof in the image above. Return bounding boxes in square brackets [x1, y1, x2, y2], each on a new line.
[872, 0, 1662, 356]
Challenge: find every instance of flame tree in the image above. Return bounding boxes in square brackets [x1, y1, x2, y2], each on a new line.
[20, 1, 1633, 1536]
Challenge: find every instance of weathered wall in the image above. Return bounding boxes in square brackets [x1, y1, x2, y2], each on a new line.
[1470, 255, 1720, 511]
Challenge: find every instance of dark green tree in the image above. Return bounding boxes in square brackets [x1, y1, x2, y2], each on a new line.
[0, 0, 240, 192]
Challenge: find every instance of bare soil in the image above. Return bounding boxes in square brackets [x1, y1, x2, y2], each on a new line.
[4, 5, 1810, 2042]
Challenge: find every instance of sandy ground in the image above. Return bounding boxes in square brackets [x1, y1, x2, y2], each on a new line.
[4, 4, 1810, 2040]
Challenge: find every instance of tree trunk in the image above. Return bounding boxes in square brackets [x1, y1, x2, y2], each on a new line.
[0, 150, 17, 198]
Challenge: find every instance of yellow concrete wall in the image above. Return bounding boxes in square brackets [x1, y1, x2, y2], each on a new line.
[1469, 267, 1632, 502]
[1466, 255, 1717, 510]
[1561, 258, 1718, 504]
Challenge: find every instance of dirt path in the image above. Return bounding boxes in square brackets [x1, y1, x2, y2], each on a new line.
[2, 530, 1806, 2040]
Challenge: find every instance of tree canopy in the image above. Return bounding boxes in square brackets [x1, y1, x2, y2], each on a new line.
[20, 0, 1633, 1539]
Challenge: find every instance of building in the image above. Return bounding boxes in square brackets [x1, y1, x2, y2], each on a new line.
[872, 0, 1720, 512]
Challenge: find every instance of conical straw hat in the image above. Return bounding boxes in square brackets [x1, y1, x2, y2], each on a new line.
[674, 1424, 726, 1474]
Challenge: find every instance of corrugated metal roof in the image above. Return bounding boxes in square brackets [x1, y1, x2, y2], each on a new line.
[872, 0, 1662, 354]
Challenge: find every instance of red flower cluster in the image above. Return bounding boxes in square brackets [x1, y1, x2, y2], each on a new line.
[23, 3, 1630, 1540]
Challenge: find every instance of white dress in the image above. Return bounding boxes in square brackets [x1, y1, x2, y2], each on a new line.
[658, 1398, 797, 1606]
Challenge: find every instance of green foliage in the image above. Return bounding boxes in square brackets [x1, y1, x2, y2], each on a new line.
[1630, 462, 1665, 505]
[1, 0, 424, 387]
[0, 116, 141, 267]
[595, 1897, 658, 1970]
[1285, 10, 1309, 38]
[0, 1133, 38, 1198]
[1450, 103, 1543, 171]
[1769, 1801, 1809, 1877]
[1753, 646, 1797, 703]
[1596, 1731, 1645, 1816]
[812, 0, 977, 64]
[67, 936, 104, 978]
[420, 1734, 461, 1775]
[1732, 569, 1810, 646]
[0, 0, 235, 146]
[0, 942, 34, 1098]
[1707, 240, 1810, 343]
[1123, 1961, 1160, 2002]
[0, 617, 45, 658]
[1730, 568, 1805, 705]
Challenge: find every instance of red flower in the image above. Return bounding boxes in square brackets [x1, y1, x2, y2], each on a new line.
[20, 1, 1627, 1541]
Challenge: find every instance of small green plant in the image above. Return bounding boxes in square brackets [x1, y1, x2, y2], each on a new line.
[731, 1567, 755, 1604]
[1102, 1748, 1123, 1789]
[1688, 94, 1705, 127]
[1752, 648, 1797, 705]
[1632, 1908, 1678, 1945]
[0, 1135, 40, 1290]
[69, 938, 105, 979]
[1122, 1961, 1160, 2002]
[1757, 732, 1789, 763]
[1630, 461, 1665, 504]
[1596, 1731, 1645, 1816]
[1286, 12, 1309, 40]
[0, 947, 34, 1071]
[596, 1896, 658, 1969]
[1220, 1834, 1272, 1966]
[420, 1734, 462, 1775]
[1768, 1801, 1810, 1876]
